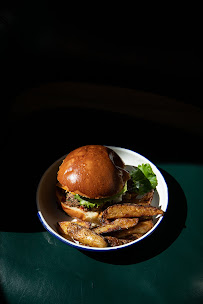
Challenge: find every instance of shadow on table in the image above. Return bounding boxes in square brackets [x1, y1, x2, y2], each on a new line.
[81, 168, 187, 265]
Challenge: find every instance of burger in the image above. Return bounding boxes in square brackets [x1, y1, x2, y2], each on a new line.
[56, 145, 130, 224]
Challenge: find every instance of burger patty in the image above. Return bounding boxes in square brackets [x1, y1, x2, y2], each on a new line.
[66, 192, 82, 208]
[65, 192, 108, 212]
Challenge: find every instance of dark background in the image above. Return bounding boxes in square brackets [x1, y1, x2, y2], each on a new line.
[1, 5, 202, 114]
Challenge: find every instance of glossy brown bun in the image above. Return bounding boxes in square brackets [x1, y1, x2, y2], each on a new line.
[57, 145, 130, 199]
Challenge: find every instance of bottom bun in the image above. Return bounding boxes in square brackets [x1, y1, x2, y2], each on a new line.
[61, 202, 100, 225]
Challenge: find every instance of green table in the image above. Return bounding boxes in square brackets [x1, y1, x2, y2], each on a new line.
[1, 83, 203, 304]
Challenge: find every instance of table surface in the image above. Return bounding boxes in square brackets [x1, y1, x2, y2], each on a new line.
[1, 83, 203, 304]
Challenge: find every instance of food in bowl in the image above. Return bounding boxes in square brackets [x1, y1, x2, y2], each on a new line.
[56, 145, 164, 248]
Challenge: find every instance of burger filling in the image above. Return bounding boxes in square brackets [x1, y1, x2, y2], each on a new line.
[63, 183, 127, 211]
[56, 182, 128, 211]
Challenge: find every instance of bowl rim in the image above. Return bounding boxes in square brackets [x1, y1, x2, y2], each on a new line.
[36, 146, 168, 252]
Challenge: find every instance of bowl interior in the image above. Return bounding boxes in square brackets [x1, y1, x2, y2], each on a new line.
[36, 146, 168, 251]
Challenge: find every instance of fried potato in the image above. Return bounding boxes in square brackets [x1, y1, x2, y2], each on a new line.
[139, 216, 153, 221]
[92, 218, 139, 235]
[102, 203, 164, 220]
[134, 189, 154, 206]
[112, 220, 154, 238]
[70, 218, 95, 228]
[57, 221, 107, 248]
[125, 233, 143, 240]
[105, 236, 132, 247]
[57, 222, 73, 241]
[123, 190, 154, 205]
[122, 192, 138, 203]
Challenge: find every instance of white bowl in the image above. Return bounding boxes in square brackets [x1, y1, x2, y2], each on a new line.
[36, 146, 168, 251]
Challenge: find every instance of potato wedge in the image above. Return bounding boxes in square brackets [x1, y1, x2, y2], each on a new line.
[122, 192, 137, 202]
[112, 220, 154, 238]
[123, 190, 154, 205]
[92, 218, 138, 235]
[57, 221, 107, 248]
[135, 190, 154, 206]
[125, 233, 143, 240]
[139, 216, 153, 221]
[70, 218, 94, 229]
[57, 222, 73, 241]
[102, 203, 164, 220]
[105, 236, 132, 247]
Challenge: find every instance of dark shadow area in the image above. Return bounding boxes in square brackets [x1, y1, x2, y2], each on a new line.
[1, 106, 196, 233]
[0, 286, 9, 304]
[0, 292, 8, 304]
[81, 168, 187, 264]
[1, 8, 202, 114]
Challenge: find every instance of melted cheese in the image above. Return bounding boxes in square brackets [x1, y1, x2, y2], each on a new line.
[56, 182, 69, 192]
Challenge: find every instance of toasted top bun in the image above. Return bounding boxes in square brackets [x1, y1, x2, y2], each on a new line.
[57, 145, 130, 199]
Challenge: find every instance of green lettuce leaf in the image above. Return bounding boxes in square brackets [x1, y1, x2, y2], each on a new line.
[74, 182, 128, 209]
[138, 164, 158, 189]
[130, 164, 158, 195]
[74, 194, 99, 208]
